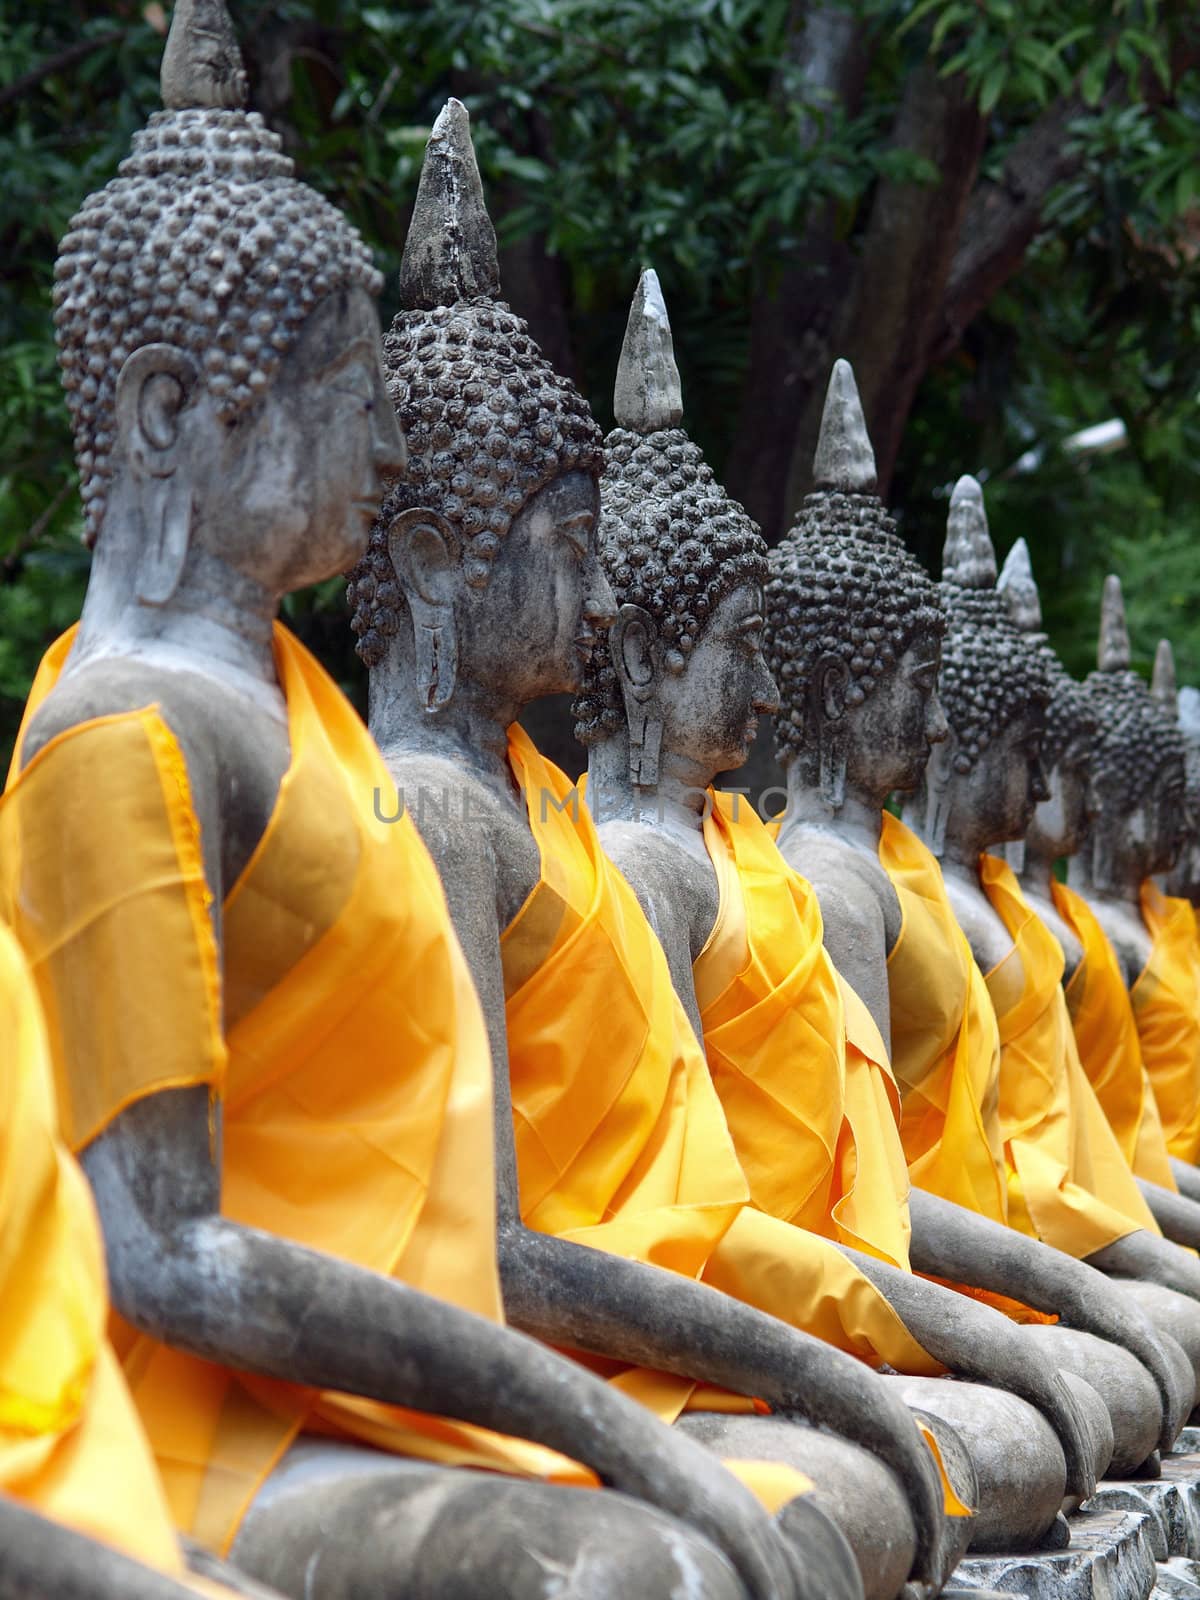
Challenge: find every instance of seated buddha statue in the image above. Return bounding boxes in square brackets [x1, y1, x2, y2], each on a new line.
[0, 10, 813, 1599]
[0, 912, 275, 1600]
[577, 282, 1171, 1549]
[759, 369, 1188, 1474]
[899, 481, 1200, 1362]
[1074, 591, 1200, 1213]
[1164, 683, 1200, 914]
[356, 103, 955, 1600]
[996, 545, 1200, 1298]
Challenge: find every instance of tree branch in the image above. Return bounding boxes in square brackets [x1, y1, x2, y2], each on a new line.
[0, 30, 126, 114]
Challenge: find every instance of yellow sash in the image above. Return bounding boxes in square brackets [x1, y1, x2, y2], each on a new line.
[696, 792, 911, 1271]
[1132, 882, 1200, 1165]
[1054, 881, 1176, 1189]
[503, 736, 943, 1392]
[0, 920, 189, 1575]
[879, 814, 1008, 1226]
[980, 857, 1159, 1255]
[2, 627, 585, 1554]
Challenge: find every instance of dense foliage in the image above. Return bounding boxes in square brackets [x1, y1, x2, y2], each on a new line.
[2, 0, 1199, 762]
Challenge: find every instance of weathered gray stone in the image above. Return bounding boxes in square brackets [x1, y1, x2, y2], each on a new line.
[952, 1504, 1158, 1599]
[612, 267, 683, 432]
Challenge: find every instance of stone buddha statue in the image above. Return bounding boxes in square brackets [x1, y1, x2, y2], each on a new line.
[759, 371, 1187, 1475]
[1, 9, 820, 1598]
[0, 907, 281, 1600]
[997, 546, 1200, 1267]
[1164, 681, 1200, 908]
[358, 107, 956, 1600]
[580, 295, 1190, 1544]
[1077, 592, 1200, 1207]
[899, 484, 1200, 1342]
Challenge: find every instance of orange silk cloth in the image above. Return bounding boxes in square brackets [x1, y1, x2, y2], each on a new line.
[502, 733, 942, 1390]
[2, 626, 585, 1556]
[979, 856, 1159, 1256]
[0, 919, 187, 1577]
[1131, 881, 1200, 1165]
[878, 814, 1008, 1226]
[695, 791, 912, 1272]
[1053, 880, 1177, 1190]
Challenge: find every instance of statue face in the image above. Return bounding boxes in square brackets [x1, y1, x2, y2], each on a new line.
[198, 287, 404, 590]
[959, 703, 1050, 847]
[461, 469, 613, 703]
[844, 635, 947, 802]
[655, 584, 779, 781]
[1026, 734, 1093, 860]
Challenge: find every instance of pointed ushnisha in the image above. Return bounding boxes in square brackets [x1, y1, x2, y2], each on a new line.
[160, 0, 248, 111]
[398, 99, 500, 311]
[942, 476, 998, 590]
[1152, 639, 1178, 714]
[812, 359, 878, 495]
[1097, 575, 1131, 673]
[613, 269, 683, 434]
[997, 536, 1042, 632]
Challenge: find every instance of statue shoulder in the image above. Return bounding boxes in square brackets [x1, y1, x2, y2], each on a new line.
[381, 747, 535, 931]
[599, 820, 717, 964]
[781, 825, 901, 950]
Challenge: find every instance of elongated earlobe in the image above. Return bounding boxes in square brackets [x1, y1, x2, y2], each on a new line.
[114, 345, 199, 607]
[609, 604, 664, 788]
[136, 475, 193, 606]
[386, 509, 461, 712]
[811, 655, 849, 814]
[922, 739, 955, 858]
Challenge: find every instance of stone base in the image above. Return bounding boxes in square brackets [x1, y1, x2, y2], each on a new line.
[949, 1505, 1158, 1598]
[1152, 1556, 1200, 1598]
[1094, 1432, 1200, 1559]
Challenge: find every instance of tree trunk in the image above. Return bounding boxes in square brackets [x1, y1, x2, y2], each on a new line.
[724, 2, 873, 539]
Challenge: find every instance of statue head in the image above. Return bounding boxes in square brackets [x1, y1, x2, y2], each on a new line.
[997, 537, 1097, 864]
[1083, 580, 1188, 888]
[764, 360, 947, 813]
[573, 270, 776, 788]
[52, 0, 396, 603]
[917, 477, 1051, 857]
[1166, 681, 1200, 903]
[350, 101, 609, 718]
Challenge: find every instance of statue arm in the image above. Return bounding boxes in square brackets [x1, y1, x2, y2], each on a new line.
[1088, 1225, 1200, 1301]
[429, 821, 947, 1590]
[1136, 1178, 1200, 1250]
[907, 1188, 1183, 1450]
[803, 870, 894, 1054]
[0, 1499, 255, 1600]
[1169, 1158, 1200, 1204]
[838, 1242, 1096, 1500]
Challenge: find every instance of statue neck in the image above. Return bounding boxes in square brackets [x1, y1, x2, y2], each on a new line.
[778, 757, 884, 854]
[938, 797, 993, 886]
[1085, 821, 1144, 912]
[586, 728, 716, 855]
[1018, 827, 1059, 894]
[368, 634, 518, 798]
[73, 504, 282, 713]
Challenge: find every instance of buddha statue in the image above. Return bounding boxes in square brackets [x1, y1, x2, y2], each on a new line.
[579, 291, 1182, 1552]
[0, 9, 818, 1598]
[897, 482, 1200, 1350]
[760, 368, 1188, 1475]
[997, 547, 1200, 1262]
[0, 909, 279, 1600]
[1164, 681, 1200, 908]
[1077, 592, 1200, 1205]
[357, 107, 954, 1600]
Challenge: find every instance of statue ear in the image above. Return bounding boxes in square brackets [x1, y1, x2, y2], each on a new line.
[115, 344, 200, 607]
[609, 603, 664, 788]
[810, 653, 850, 812]
[922, 735, 957, 858]
[386, 507, 462, 712]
